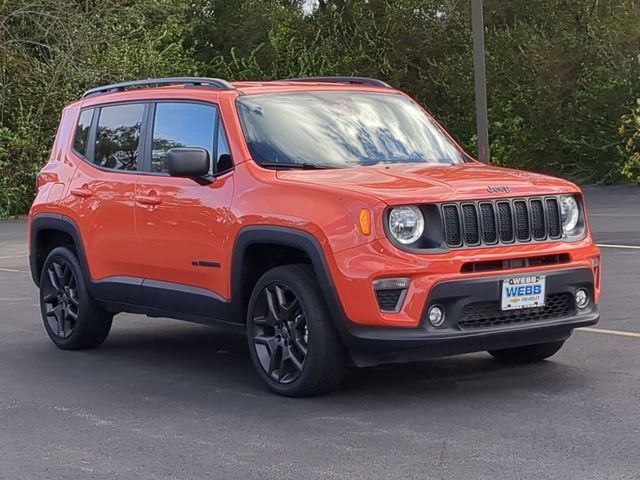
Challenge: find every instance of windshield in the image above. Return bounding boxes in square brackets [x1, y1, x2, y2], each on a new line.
[236, 91, 467, 168]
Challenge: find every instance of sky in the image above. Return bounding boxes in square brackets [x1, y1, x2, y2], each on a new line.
[303, 0, 318, 15]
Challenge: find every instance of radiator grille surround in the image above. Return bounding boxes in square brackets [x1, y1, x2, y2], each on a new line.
[440, 197, 564, 249]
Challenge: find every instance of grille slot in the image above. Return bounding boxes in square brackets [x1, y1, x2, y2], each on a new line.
[497, 202, 515, 243]
[513, 200, 530, 241]
[441, 196, 565, 248]
[459, 293, 574, 329]
[546, 198, 562, 238]
[479, 202, 498, 244]
[442, 205, 462, 247]
[530, 199, 546, 240]
[461, 204, 480, 245]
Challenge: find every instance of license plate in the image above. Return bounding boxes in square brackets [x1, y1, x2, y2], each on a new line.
[501, 275, 546, 311]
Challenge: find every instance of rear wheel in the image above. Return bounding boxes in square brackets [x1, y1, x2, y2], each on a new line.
[488, 340, 565, 364]
[39, 246, 113, 350]
[247, 265, 347, 397]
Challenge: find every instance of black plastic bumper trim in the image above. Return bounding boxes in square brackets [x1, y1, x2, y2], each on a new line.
[341, 267, 599, 366]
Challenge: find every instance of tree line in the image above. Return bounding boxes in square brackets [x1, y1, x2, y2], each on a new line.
[1, 0, 639, 217]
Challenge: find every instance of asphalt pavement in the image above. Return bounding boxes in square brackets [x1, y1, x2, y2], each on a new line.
[0, 186, 639, 479]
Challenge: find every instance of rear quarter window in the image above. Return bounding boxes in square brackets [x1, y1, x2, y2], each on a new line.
[73, 109, 93, 157]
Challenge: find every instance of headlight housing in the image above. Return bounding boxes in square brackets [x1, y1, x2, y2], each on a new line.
[560, 195, 580, 233]
[388, 206, 425, 245]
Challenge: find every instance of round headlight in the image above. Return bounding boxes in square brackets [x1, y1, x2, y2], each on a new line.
[560, 195, 580, 233]
[388, 206, 425, 245]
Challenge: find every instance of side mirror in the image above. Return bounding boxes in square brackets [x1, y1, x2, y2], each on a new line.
[167, 147, 211, 182]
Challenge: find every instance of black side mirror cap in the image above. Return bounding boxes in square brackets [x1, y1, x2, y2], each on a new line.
[167, 147, 213, 183]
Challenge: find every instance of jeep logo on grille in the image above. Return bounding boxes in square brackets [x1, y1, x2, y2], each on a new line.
[487, 185, 511, 194]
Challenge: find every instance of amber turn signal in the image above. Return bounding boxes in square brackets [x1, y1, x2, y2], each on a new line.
[359, 208, 371, 236]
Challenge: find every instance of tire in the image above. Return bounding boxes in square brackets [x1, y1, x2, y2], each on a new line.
[39, 246, 113, 350]
[246, 264, 348, 397]
[488, 340, 565, 364]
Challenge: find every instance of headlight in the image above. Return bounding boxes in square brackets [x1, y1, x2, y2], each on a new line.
[560, 195, 580, 233]
[388, 206, 424, 244]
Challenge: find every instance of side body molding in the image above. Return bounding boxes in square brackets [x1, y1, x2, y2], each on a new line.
[30, 217, 352, 337]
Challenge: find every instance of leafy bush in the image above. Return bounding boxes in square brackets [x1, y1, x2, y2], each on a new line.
[0, 114, 49, 217]
[1, 0, 639, 218]
[620, 99, 640, 183]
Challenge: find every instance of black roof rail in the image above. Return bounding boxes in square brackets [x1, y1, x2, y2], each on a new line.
[282, 76, 391, 88]
[81, 77, 235, 98]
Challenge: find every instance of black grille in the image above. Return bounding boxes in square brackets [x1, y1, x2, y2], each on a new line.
[479, 202, 497, 244]
[513, 200, 530, 241]
[441, 197, 564, 248]
[459, 293, 574, 329]
[546, 198, 562, 238]
[497, 202, 514, 243]
[375, 289, 404, 311]
[462, 204, 480, 245]
[530, 199, 546, 240]
[442, 205, 462, 247]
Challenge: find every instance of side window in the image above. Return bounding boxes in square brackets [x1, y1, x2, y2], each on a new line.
[94, 104, 144, 171]
[73, 109, 93, 157]
[216, 122, 233, 174]
[151, 103, 216, 173]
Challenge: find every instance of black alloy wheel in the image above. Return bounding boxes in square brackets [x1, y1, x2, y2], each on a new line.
[39, 246, 113, 350]
[251, 283, 309, 384]
[246, 265, 347, 397]
[41, 258, 79, 339]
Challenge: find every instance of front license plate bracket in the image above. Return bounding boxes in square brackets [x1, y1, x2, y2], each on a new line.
[501, 275, 546, 311]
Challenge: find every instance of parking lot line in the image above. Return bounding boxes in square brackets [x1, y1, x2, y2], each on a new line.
[579, 327, 640, 338]
[0, 254, 27, 260]
[597, 244, 640, 250]
[0, 267, 21, 273]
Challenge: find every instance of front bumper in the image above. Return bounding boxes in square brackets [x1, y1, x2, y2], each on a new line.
[340, 267, 599, 367]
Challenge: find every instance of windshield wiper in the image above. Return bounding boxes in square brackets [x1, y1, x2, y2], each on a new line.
[259, 161, 336, 170]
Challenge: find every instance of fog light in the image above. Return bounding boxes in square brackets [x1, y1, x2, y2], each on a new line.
[428, 305, 445, 327]
[575, 289, 589, 309]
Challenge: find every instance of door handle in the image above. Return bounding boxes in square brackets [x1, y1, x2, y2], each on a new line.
[70, 187, 93, 198]
[135, 195, 162, 206]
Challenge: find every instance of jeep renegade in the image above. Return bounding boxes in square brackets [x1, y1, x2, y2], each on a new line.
[28, 77, 601, 396]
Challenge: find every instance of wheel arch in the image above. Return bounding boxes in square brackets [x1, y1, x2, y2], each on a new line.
[30, 214, 90, 287]
[230, 226, 350, 336]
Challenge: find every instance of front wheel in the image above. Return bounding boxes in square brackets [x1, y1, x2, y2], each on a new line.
[488, 340, 565, 364]
[246, 265, 347, 397]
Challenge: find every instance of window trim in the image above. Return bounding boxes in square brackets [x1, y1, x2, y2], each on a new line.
[73, 99, 235, 178]
[143, 99, 234, 178]
[73, 100, 150, 175]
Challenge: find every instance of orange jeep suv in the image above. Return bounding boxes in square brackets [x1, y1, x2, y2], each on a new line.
[29, 77, 601, 396]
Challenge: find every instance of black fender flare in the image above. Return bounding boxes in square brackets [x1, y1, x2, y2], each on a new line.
[29, 213, 91, 288]
[230, 226, 352, 339]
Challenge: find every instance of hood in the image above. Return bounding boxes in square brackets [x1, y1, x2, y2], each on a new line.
[275, 162, 579, 205]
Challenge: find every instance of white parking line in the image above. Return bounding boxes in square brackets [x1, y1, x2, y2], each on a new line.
[589, 213, 640, 217]
[0, 254, 27, 260]
[578, 327, 640, 338]
[597, 244, 640, 250]
[0, 267, 21, 273]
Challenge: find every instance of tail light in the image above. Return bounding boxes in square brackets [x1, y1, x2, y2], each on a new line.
[35, 172, 46, 192]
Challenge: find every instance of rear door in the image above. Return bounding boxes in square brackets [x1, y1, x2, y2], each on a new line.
[133, 101, 234, 305]
[67, 102, 147, 282]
